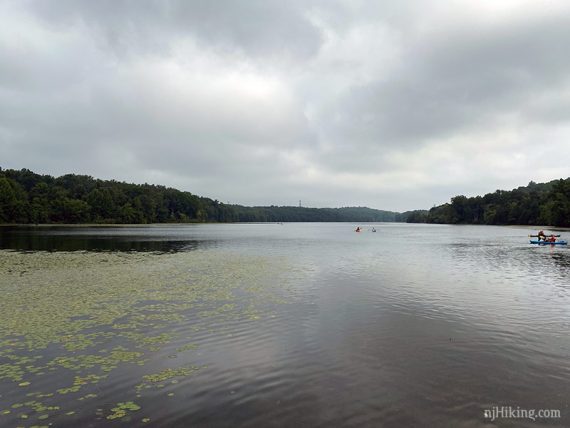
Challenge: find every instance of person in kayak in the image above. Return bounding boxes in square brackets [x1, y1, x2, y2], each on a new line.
[355, 227, 361, 232]
[547, 235, 557, 243]
[538, 230, 546, 241]
[372, 227, 376, 232]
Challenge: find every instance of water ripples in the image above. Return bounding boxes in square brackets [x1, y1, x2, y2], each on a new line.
[1, 223, 569, 426]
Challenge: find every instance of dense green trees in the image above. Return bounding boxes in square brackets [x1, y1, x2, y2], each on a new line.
[0, 168, 400, 224]
[405, 179, 570, 227]
[0, 177, 28, 223]
[3, 167, 567, 226]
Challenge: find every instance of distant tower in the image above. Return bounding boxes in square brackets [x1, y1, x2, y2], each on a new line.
[299, 200, 302, 208]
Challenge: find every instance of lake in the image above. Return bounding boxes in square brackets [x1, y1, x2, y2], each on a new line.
[0, 223, 569, 427]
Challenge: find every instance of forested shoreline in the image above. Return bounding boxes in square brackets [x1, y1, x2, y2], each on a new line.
[0, 168, 400, 224]
[2, 168, 569, 226]
[405, 179, 570, 227]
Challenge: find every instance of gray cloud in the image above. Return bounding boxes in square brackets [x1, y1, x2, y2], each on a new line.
[322, 10, 570, 148]
[2, 1, 570, 211]
[26, 0, 323, 59]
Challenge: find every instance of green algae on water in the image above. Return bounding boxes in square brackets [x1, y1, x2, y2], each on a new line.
[0, 249, 291, 425]
[106, 401, 141, 420]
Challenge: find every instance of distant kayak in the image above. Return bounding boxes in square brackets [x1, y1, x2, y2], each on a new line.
[530, 240, 567, 245]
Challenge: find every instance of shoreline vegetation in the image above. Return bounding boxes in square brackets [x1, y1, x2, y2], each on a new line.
[0, 168, 401, 224]
[1, 167, 569, 227]
[405, 178, 570, 227]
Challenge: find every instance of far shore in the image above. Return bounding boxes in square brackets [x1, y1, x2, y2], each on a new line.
[1, 222, 569, 230]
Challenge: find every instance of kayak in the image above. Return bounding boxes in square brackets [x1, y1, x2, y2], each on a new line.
[530, 240, 567, 245]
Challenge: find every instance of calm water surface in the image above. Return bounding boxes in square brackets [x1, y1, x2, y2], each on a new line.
[0, 223, 569, 427]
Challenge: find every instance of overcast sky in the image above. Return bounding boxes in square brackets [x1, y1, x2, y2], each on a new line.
[2, 0, 570, 211]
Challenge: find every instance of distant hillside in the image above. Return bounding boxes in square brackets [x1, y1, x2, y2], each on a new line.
[405, 179, 570, 227]
[0, 168, 401, 224]
[229, 205, 402, 223]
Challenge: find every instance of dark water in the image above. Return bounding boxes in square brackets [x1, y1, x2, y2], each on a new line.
[1, 223, 569, 427]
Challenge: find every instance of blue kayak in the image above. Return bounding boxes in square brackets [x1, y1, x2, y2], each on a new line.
[530, 240, 567, 245]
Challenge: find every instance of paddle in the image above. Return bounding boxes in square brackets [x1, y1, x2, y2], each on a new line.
[529, 234, 561, 237]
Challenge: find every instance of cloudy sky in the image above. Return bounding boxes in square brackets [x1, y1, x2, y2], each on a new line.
[2, 0, 570, 211]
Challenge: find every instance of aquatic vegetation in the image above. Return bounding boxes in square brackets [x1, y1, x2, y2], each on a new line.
[106, 401, 141, 420]
[175, 343, 199, 353]
[0, 249, 290, 425]
[135, 366, 200, 393]
[56, 374, 108, 395]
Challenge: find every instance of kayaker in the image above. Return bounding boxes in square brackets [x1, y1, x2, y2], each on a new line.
[372, 227, 376, 232]
[538, 230, 546, 241]
[355, 227, 361, 232]
[548, 235, 556, 243]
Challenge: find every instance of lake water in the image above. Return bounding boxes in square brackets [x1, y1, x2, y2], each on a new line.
[0, 223, 569, 427]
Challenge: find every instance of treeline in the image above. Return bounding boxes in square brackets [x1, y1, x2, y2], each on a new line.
[406, 179, 570, 227]
[232, 205, 402, 222]
[0, 168, 400, 224]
